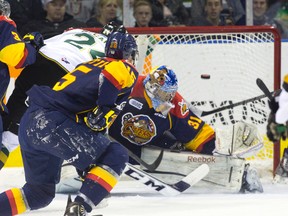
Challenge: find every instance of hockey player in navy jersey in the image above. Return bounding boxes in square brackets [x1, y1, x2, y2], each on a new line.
[0, 0, 43, 168]
[0, 31, 138, 216]
[0, 21, 123, 170]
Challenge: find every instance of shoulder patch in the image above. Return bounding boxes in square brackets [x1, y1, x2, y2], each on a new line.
[170, 93, 189, 118]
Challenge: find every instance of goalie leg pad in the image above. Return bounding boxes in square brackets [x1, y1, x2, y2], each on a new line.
[56, 162, 82, 194]
[141, 147, 246, 193]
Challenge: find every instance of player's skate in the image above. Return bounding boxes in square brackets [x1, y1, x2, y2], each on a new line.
[64, 195, 87, 216]
[240, 163, 263, 193]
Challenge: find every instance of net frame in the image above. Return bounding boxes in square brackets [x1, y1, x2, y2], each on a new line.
[85, 26, 281, 175]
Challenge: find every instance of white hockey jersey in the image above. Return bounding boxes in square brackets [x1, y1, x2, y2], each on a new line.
[39, 29, 106, 72]
[276, 75, 288, 124]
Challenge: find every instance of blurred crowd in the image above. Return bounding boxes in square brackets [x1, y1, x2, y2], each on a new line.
[7, 0, 288, 39]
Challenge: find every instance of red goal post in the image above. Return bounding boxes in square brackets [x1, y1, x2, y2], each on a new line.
[86, 26, 281, 177]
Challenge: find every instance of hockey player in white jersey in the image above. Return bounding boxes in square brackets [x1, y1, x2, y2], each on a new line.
[267, 74, 288, 178]
[0, 21, 125, 169]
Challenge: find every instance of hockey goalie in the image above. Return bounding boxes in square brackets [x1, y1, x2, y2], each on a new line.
[57, 65, 264, 194]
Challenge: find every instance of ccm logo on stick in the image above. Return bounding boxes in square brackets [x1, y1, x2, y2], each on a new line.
[125, 169, 166, 191]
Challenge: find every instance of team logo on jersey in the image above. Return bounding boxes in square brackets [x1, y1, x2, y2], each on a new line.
[121, 113, 156, 145]
[178, 99, 189, 116]
[110, 39, 118, 49]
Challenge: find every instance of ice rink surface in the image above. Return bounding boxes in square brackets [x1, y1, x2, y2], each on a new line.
[1, 168, 288, 216]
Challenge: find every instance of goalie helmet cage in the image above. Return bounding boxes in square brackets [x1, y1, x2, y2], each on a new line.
[86, 26, 281, 177]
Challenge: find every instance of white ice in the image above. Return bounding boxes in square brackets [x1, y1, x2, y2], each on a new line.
[1, 167, 288, 216]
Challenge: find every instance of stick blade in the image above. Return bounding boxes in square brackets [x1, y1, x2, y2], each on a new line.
[256, 78, 273, 100]
[173, 164, 209, 192]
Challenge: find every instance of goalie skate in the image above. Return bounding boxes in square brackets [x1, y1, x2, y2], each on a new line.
[240, 164, 263, 193]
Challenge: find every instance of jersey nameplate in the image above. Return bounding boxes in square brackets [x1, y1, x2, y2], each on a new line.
[129, 99, 143, 110]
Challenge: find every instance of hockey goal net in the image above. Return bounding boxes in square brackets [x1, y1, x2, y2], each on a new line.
[128, 26, 281, 179]
[86, 26, 281, 179]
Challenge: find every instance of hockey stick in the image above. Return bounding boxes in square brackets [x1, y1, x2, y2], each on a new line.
[256, 78, 275, 100]
[124, 163, 209, 196]
[127, 148, 164, 172]
[198, 90, 278, 117]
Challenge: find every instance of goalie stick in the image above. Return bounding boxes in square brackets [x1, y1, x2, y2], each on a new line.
[127, 148, 164, 172]
[124, 163, 209, 196]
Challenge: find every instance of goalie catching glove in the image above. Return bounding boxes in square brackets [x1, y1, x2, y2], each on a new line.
[214, 121, 263, 158]
[84, 106, 117, 132]
[23, 32, 44, 51]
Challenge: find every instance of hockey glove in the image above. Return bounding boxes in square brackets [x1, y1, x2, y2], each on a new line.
[268, 90, 281, 114]
[267, 112, 288, 142]
[23, 32, 44, 51]
[84, 106, 116, 132]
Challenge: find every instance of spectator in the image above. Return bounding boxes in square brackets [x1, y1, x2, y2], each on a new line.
[123, 0, 136, 27]
[253, 0, 271, 25]
[273, 0, 288, 38]
[190, 0, 245, 25]
[86, 0, 122, 27]
[149, 0, 191, 26]
[190, 0, 234, 26]
[7, 0, 46, 32]
[65, 0, 98, 23]
[133, 0, 156, 27]
[117, 0, 123, 21]
[20, 0, 86, 39]
[266, 0, 282, 20]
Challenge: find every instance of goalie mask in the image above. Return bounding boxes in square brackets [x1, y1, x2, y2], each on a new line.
[143, 65, 178, 116]
[0, 0, 10, 17]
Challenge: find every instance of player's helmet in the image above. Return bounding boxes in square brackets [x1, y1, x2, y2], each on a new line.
[105, 32, 138, 64]
[143, 65, 178, 116]
[0, 0, 10, 17]
[100, 21, 127, 37]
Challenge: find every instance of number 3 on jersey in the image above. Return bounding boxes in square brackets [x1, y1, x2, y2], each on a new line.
[188, 116, 201, 130]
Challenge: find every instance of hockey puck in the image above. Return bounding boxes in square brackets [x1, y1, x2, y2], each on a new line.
[201, 74, 211, 79]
